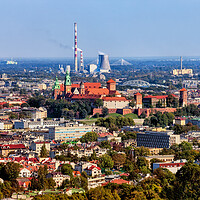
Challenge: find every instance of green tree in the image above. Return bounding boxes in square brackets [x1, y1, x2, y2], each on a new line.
[136, 157, 149, 168]
[61, 164, 73, 177]
[102, 107, 109, 117]
[87, 186, 120, 200]
[0, 162, 21, 181]
[27, 96, 46, 108]
[80, 132, 98, 143]
[99, 154, 114, 169]
[90, 150, 97, 161]
[153, 168, 175, 186]
[135, 146, 150, 157]
[99, 141, 111, 149]
[94, 99, 103, 108]
[174, 163, 200, 200]
[112, 153, 126, 169]
[40, 142, 48, 158]
[129, 99, 136, 108]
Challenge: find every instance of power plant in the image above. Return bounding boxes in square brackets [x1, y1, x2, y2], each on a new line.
[73, 23, 110, 73]
[99, 53, 111, 73]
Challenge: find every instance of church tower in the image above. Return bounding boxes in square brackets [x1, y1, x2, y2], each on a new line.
[80, 81, 85, 94]
[64, 70, 72, 96]
[52, 77, 61, 100]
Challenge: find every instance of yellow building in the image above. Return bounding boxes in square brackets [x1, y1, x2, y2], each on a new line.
[4, 122, 13, 130]
[173, 69, 193, 76]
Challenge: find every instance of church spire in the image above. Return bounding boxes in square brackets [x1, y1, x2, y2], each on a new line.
[52, 76, 60, 90]
[64, 70, 71, 86]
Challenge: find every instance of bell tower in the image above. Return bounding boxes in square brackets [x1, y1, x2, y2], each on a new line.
[80, 81, 85, 94]
[52, 77, 60, 100]
[64, 70, 72, 96]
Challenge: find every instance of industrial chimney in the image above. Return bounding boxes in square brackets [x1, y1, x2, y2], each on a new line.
[80, 50, 84, 71]
[180, 56, 182, 70]
[74, 23, 78, 72]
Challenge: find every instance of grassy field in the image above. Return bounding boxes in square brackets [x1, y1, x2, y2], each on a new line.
[124, 113, 139, 119]
[80, 112, 139, 125]
[107, 113, 123, 117]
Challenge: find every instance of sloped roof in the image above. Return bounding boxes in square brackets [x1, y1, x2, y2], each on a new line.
[102, 97, 128, 101]
[88, 165, 101, 170]
[0, 144, 26, 149]
[107, 79, 116, 83]
[180, 88, 187, 92]
[135, 92, 142, 96]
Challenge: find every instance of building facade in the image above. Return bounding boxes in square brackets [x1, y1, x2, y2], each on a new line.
[137, 131, 180, 148]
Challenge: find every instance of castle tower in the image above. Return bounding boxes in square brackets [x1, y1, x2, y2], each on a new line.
[179, 88, 187, 107]
[64, 70, 71, 96]
[52, 77, 60, 100]
[107, 79, 116, 95]
[134, 92, 143, 109]
[80, 81, 85, 94]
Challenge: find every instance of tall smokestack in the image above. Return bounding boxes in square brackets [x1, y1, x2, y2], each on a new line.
[80, 50, 84, 71]
[74, 23, 78, 72]
[180, 56, 182, 70]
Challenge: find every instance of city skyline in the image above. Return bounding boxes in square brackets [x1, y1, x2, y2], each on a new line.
[1, 0, 200, 58]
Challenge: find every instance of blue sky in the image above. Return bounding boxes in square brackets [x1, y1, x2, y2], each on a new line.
[0, 0, 200, 58]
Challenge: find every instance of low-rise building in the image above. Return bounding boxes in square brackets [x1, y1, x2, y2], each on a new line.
[0, 144, 26, 157]
[84, 165, 102, 177]
[46, 172, 70, 187]
[48, 125, 105, 141]
[153, 159, 187, 173]
[30, 141, 50, 155]
[144, 155, 175, 168]
[87, 176, 105, 189]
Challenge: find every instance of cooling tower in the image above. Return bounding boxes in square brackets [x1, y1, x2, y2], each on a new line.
[99, 54, 111, 73]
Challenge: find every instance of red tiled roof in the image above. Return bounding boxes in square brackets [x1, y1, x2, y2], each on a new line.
[73, 171, 81, 177]
[34, 142, 50, 144]
[102, 97, 128, 101]
[71, 94, 101, 99]
[0, 144, 26, 149]
[72, 84, 80, 88]
[84, 82, 101, 89]
[107, 79, 116, 83]
[110, 179, 130, 184]
[144, 95, 168, 99]
[98, 132, 113, 137]
[135, 92, 142, 96]
[87, 88, 109, 95]
[180, 88, 187, 92]
[120, 173, 129, 177]
[88, 165, 101, 170]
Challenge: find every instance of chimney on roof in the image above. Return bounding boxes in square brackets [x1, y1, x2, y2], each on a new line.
[180, 56, 182, 70]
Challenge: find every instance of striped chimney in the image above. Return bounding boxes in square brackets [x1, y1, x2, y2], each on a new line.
[74, 23, 78, 72]
[80, 50, 84, 71]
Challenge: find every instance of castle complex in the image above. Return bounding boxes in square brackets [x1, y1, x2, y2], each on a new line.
[52, 71, 188, 112]
[52, 71, 133, 109]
